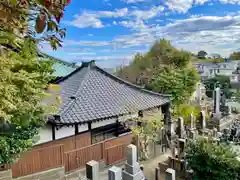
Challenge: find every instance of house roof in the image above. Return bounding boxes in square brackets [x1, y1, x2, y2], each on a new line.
[38, 53, 78, 77]
[52, 61, 171, 125]
[1, 44, 78, 77]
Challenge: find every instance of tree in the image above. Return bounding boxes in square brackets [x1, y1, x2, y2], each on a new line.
[203, 75, 232, 98]
[230, 51, 240, 60]
[148, 66, 199, 105]
[0, 0, 71, 50]
[0, 38, 59, 164]
[131, 112, 163, 160]
[117, 39, 197, 88]
[186, 137, 240, 180]
[172, 104, 200, 124]
[197, 50, 207, 59]
[0, 0, 68, 164]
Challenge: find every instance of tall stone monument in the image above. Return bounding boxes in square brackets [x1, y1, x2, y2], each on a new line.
[122, 144, 145, 180]
[213, 87, 221, 115]
[196, 83, 202, 105]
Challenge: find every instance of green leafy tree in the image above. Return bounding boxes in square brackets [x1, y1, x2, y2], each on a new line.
[0, 38, 59, 164]
[0, 0, 71, 50]
[197, 50, 207, 59]
[186, 137, 240, 180]
[230, 51, 240, 60]
[148, 66, 199, 105]
[203, 75, 232, 98]
[0, 0, 68, 164]
[131, 112, 163, 160]
[117, 39, 198, 91]
[172, 104, 200, 124]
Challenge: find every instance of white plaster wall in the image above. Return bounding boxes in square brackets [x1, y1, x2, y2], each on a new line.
[78, 124, 88, 133]
[55, 126, 75, 139]
[35, 124, 53, 145]
[219, 69, 233, 76]
[92, 118, 117, 129]
[231, 75, 238, 82]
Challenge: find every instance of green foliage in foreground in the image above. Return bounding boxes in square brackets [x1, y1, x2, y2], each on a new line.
[186, 137, 240, 180]
[0, 39, 55, 164]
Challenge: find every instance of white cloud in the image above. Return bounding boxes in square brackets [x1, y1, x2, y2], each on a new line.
[64, 40, 110, 47]
[114, 15, 240, 56]
[122, 0, 145, 3]
[165, 0, 210, 13]
[220, 0, 240, 4]
[95, 8, 128, 18]
[65, 5, 165, 29]
[130, 5, 165, 20]
[64, 8, 128, 28]
[88, 34, 94, 36]
[119, 20, 148, 29]
[58, 14, 240, 67]
[64, 13, 104, 28]
[63, 15, 240, 56]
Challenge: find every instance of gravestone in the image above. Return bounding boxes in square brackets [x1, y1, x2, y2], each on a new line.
[155, 167, 160, 180]
[196, 83, 202, 105]
[189, 113, 195, 130]
[200, 111, 206, 131]
[178, 139, 186, 159]
[214, 87, 221, 114]
[108, 166, 122, 180]
[165, 168, 176, 180]
[86, 160, 100, 180]
[122, 144, 145, 180]
[177, 117, 184, 138]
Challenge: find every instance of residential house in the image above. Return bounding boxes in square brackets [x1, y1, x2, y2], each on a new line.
[195, 60, 240, 81]
[230, 66, 240, 88]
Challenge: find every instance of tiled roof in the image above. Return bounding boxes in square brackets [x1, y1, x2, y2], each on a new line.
[38, 53, 78, 77]
[52, 61, 171, 125]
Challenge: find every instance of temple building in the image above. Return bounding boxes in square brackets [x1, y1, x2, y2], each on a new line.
[36, 60, 172, 145]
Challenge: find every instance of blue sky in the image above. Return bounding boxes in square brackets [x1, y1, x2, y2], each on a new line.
[41, 0, 240, 68]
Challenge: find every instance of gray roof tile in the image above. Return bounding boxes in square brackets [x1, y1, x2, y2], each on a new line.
[53, 61, 171, 124]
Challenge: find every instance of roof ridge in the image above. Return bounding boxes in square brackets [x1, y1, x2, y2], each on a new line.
[93, 66, 171, 97]
[57, 61, 171, 97]
[39, 52, 77, 67]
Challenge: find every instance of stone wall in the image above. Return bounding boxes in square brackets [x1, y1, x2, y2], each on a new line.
[0, 170, 12, 180]
[0, 167, 65, 180]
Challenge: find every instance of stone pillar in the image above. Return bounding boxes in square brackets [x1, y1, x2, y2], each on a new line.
[189, 113, 196, 139]
[164, 103, 171, 125]
[86, 160, 99, 180]
[165, 168, 176, 180]
[160, 127, 167, 153]
[108, 166, 122, 180]
[200, 111, 206, 130]
[189, 113, 195, 130]
[197, 83, 202, 104]
[214, 87, 221, 114]
[189, 130, 196, 139]
[155, 167, 160, 180]
[122, 144, 145, 180]
[178, 117, 184, 138]
[171, 147, 176, 158]
[178, 139, 186, 159]
[168, 121, 175, 138]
